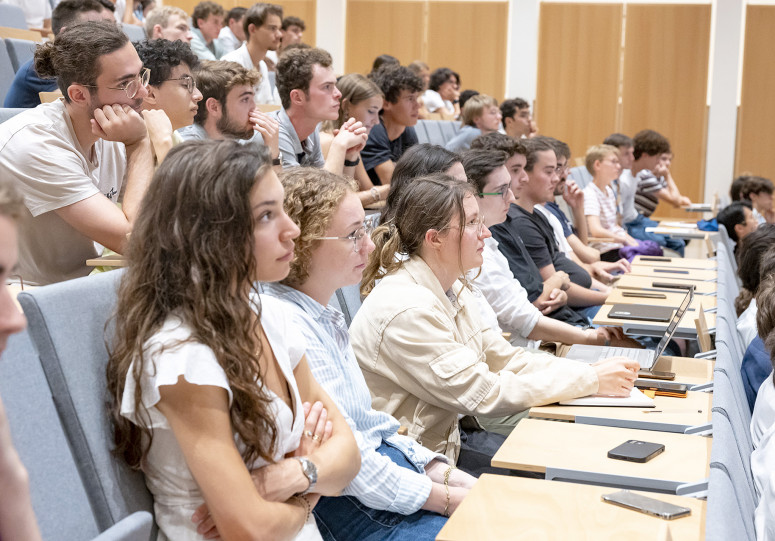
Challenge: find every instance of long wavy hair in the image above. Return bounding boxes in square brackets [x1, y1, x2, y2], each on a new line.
[107, 140, 279, 469]
[361, 174, 474, 296]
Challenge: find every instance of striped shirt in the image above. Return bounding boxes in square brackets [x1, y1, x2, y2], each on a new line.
[583, 183, 626, 253]
[633, 169, 667, 217]
[262, 282, 443, 514]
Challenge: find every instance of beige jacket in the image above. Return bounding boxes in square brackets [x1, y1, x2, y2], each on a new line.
[350, 256, 599, 462]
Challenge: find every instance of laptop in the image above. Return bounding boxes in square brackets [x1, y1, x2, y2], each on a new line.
[608, 304, 675, 323]
[565, 287, 694, 370]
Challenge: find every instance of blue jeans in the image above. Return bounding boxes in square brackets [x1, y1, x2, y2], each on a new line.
[625, 214, 685, 256]
[313, 442, 447, 541]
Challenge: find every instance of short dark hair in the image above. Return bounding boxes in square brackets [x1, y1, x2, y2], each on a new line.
[52, 0, 107, 36]
[192, 1, 224, 28]
[369, 64, 423, 104]
[603, 133, 633, 149]
[244, 3, 283, 39]
[97, 0, 115, 12]
[282, 15, 305, 31]
[34, 21, 128, 102]
[717, 200, 753, 243]
[371, 54, 399, 73]
[462, 149, 508, 194]
[458, 89, 479, 109]
[276, 47, 333, 110]
[429, 67, 460, 92]
[193, 60, 259, 124]
[549, 137, 571, 161]
[633, 129, 670, 160]
[742, 176, 774, 198]
[382, 144, 460, 225]
[470, 132, 526, 159]
[736, 224, 775, 316]
[522, 136, 556, 172]
[225, 6, 247, 24]
[134, 39, 199, 88]
[499, 98, 529, 128]
[731, 175, 751, 201]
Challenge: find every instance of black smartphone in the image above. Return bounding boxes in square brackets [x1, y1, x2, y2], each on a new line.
[653, 268, 690, 274]
[651, 282, 695, 290]
[640, 257, 671, 262]
[635, 379, 688, 393]
[602, 490, 691, 520]
[621, 291, 667, 299]
[607, 440, 665, 463]
[637, 370, 676, 381]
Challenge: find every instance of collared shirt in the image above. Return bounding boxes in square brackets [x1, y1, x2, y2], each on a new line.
[751, 375, 775, 540]
[470, 236, 541, 349]
[272, 108, 325, 168]
[218, 26, 243, 54]
[535, 204, 573, 256]
[349, 256, 598, 462]
[221, 43, 281, 105]
[190, 28, 226, 61]
[262, 283, 440, 514]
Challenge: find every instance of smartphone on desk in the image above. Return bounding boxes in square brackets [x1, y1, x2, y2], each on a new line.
[622, 291, 667, 299]
[607, 440, 665, 463]
[602, 490, 691, 520]
[635, 379, 688, 398]
[638, 369, 676, 381]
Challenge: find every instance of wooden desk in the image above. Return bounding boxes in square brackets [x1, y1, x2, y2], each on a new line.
[614, 274, 717, 295]
[631, 256, 718, 270]
[628, 265, 717, 282]
[653, 355, 714, 384]
[436, 475, 706, 541]
[85, 254, 127, 267]
[491, 419, 710, 493]
[605, 289, 717, 310]
[593, 303, 716, 339]
[645, 226, 708, 239]
[529, 391, 712, 433]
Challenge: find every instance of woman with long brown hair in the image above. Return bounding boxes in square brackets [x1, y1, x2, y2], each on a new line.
[107, 140, 359, 540]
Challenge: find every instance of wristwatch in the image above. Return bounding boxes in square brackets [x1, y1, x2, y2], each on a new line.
[294, 456, 318, 494]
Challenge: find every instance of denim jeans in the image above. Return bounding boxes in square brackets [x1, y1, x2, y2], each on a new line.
[313, 442, 447, 541]
[625, 214, 685, 256]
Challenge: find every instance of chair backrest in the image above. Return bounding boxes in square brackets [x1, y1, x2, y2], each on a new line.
[568, 165, 593, 190]
[39, 89, 63, 103]
[706, 463, 755, 541]
[4, 37, 36, 72]
[0, 6, 28, 30]
[334, 284, 363, 328]
[712, 369, 755, 492]
[694, 304, 713, 353]
[0, 107, 27, 124]
[120, 23, 146, 42]
[415, 119, 456, 146]
[18, 270, 155, 533]
[0, 330, 101, 540]
[438, 120, 461, 142]
[0, 42, 16, 105]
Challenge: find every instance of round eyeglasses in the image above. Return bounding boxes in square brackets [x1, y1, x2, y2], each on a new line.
[316, 223, 374, 252]
[164, 74, 197, 94]
[81, 68, 151, 99]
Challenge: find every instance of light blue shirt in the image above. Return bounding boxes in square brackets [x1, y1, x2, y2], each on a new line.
[262, 283, 443, 514]
[189, 28, 226, 61]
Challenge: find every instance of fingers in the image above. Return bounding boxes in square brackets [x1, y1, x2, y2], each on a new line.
[312, 405, 328, 441]
[321, 420, 333, 443]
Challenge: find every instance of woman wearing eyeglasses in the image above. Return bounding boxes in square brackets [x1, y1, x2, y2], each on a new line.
[263, 167, 476, 540]
[351, 175, 639, 475]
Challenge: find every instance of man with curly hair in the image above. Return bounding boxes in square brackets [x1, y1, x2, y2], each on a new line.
[362, 64, 423, 185]
[273, 46, 367, 175]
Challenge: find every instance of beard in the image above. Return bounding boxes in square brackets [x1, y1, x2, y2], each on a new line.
[87, 90, 143, 119]
[216, 103, 255, 140]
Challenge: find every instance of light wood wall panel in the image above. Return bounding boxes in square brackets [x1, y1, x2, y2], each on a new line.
[621, 4, 711, 219]
[345, 0, 425, 75]
[736, 5, 775, 181]
[425, 2, 508, 100]
[535, 3, 622, 165]
[165, 0, 316, 46]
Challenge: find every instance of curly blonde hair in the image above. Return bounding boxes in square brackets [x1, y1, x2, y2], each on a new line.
[280, 168, 357, 287]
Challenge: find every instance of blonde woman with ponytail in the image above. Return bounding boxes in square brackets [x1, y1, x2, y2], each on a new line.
[351, 174, 639, 476]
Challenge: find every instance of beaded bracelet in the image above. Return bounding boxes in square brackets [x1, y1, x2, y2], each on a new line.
[291, 494, 311, 532]
[443, 465, 456, 516]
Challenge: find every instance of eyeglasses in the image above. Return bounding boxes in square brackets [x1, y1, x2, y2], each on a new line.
[82, 68, 151, 99]
[316, 223, 374, 252]
[478, 184, 512, 202]
[465, 215, 487, 236]
[164, 74, 197, 94]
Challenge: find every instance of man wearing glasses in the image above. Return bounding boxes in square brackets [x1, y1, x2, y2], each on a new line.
[134, 39, 203, 163]
[0, 21, 154, 285]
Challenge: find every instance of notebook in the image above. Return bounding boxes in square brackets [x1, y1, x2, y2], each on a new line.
[564, 288, 694, 370]
[559, 387, 655, 407]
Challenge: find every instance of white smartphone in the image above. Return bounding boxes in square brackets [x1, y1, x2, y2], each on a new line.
[601, 490, 691, 520]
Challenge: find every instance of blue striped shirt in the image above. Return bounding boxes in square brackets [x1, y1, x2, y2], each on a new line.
[262, 283, 444, 514]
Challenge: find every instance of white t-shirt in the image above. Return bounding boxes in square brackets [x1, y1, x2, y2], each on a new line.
[1, 0, 51, 28]
[218, 26, 243, 54]
[752, 375, 775, 541]
[221, 44, 281, 105]
[422, 89, 454, 115]
[121, 295, 321, 541]
[535, 204, 573, 256]
[0, 100, 126, 284]
[739, 299, 759, 350]
[469, 236, 541, 349]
